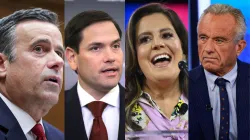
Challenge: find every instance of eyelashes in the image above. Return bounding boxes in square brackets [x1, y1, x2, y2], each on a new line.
[138, 32, 174, 45]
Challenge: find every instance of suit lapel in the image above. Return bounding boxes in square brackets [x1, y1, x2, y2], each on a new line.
[65, 84, 88, 140]
[191, 66, 215, 139]
[0, 98, 26, 140]
[236, 60, 249, 139]
[118, 84, 125, 140]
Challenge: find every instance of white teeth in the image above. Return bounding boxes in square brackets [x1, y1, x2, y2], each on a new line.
[153, 54, 170, 62]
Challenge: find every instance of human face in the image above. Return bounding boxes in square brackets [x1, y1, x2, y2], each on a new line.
[198, 13, 246, 76]
[5, 20, 64, 108]
[136, 13, 183, 84]
[68, 21, 123, 93]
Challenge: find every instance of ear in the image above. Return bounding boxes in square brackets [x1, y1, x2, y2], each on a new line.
[65, 47, 78, 71]
[0, 53, 8, 78]
[236, 40, 246, 56]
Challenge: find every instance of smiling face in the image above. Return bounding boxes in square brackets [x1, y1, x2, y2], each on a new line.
[67, 21, 123, 94]
[5, 20, 64, 108]
[198, 13, 246, 76]
[136, 13, 183, 84]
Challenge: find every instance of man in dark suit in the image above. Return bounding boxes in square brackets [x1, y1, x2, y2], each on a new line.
[0, 8, 64, 140]
[64, 11, 124, 140]
[189, 4, 249, 140]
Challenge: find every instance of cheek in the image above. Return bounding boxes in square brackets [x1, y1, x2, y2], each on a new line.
[137, 45, 149, 60]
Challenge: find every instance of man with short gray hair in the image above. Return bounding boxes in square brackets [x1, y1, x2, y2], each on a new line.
[189, 4, 249, 140]
[0, 8, 64, 140]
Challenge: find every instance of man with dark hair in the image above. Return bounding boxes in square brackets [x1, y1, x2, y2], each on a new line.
[65, 10, 124, 140]
[0, 8, 64, 140]
[189, 4, 249, 140]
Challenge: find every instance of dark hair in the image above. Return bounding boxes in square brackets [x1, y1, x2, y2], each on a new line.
[0, 8, 59, 62]
[65, 10, 122, 53]
[125, 3, 188, 131]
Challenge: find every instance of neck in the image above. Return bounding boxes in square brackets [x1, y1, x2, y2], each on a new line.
[78, 79, 113, 100]
[143, 78, 181, 100]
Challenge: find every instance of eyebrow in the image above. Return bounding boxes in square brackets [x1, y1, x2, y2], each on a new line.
[138, 28, 174, 37]
[31, 38, 64, 52]
[88, 38, 121, 47]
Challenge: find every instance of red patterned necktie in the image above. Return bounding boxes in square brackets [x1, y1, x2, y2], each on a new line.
[87, 101, 108, 140]
[31, 123, 47, 140]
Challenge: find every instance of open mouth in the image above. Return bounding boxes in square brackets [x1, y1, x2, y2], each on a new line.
[101, 68, 118, 73]
[151, 54, 172, 65]
[44, 76, 60, 85]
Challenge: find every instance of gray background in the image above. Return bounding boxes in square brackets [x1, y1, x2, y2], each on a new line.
[64, 0, 125, 90]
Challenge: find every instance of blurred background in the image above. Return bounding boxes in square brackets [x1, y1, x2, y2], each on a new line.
[0, 0, 64, 132]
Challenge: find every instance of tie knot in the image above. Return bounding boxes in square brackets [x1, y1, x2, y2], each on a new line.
[215, 78, 228, 87]
[87, 101, 107, 118]
[31, 124, 46, 138]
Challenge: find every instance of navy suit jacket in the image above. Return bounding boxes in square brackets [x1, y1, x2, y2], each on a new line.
[0, 97, 63, 140]
[65, 83, 125, 140]
[189, 60, 250, 140]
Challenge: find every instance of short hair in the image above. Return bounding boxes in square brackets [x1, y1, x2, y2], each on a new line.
[125, 3, 188, 131]
[0, 8, 59, 62]
[199, 4, 246, 41]
[64, 10, 122, 53]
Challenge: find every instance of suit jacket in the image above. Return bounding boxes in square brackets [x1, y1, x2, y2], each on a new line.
[189, 60, 250, 140]
[0, 97, 63, 140]
[65, 83, 125, 140]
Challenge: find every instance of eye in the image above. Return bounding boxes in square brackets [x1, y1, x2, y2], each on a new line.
[56, 51, 63, 58]
[215, 38, 224, 44]
[34, 46, 44, 54]
[162, 32, 173, 39]
[112, 44, 120, 49]
[90, 46, 100, 51]
[138, 36, 151, 44]
[199, 35, 207, 41]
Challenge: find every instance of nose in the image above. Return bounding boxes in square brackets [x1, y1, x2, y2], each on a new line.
[204, 39, 215, 54]
[152, 37, 165, 50]
[103, 47, 115, 63]
[47, 51, 64, 71]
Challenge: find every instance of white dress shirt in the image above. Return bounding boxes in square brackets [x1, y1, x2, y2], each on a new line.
[204, 62, 237, 140]
[77, 82, 120, 140]
[0, 93, 45, 140]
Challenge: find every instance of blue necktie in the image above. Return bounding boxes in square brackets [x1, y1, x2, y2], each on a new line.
[215, 78, 229, 140]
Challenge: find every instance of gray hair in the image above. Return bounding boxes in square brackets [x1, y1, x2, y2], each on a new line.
[0, 8, 59, 62]
[199, 4, 246, 42]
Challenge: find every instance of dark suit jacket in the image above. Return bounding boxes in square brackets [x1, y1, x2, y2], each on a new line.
[65, 83, 125, 140]
[189, 60, 250, 140]
[0, 97, 63, 140]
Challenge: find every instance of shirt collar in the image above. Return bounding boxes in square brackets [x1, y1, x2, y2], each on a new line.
[77, 81, 120, 108]
[204, 62, 237, 91]
[0, 93, 45, 135]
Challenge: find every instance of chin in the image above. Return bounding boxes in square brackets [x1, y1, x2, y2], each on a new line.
[42, 91, 60, 105]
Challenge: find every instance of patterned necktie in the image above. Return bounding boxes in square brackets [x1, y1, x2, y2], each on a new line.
[31, 123, 47, 140]
[215, 78, 229, 140]
[87, 101, 108, 140]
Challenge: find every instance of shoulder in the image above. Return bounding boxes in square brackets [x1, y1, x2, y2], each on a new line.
[43, 121, 64, 139]
[65, 83, 77, 103]
[189, 65, 204, 81]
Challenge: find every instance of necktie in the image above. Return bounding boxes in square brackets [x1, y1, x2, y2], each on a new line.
[87, 101, 108, 140]
[215, 78, 229, 140]
[31, 123, 47, 140]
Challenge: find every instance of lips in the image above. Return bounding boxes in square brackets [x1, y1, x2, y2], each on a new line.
[44, 76, 61, 86]
[100, 67, 119, 77]
[151, 53, 172, 65]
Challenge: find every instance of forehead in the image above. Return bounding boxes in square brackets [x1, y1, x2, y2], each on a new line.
[198, 13, 237, 36]
[15, 20, 63, 45]
[81, 21, 120, 44]
[136, 13, 175, 35]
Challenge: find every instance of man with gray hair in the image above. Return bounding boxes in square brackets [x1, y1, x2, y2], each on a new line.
[0, 8, 64, 140]
[189, 4, 249, 140]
